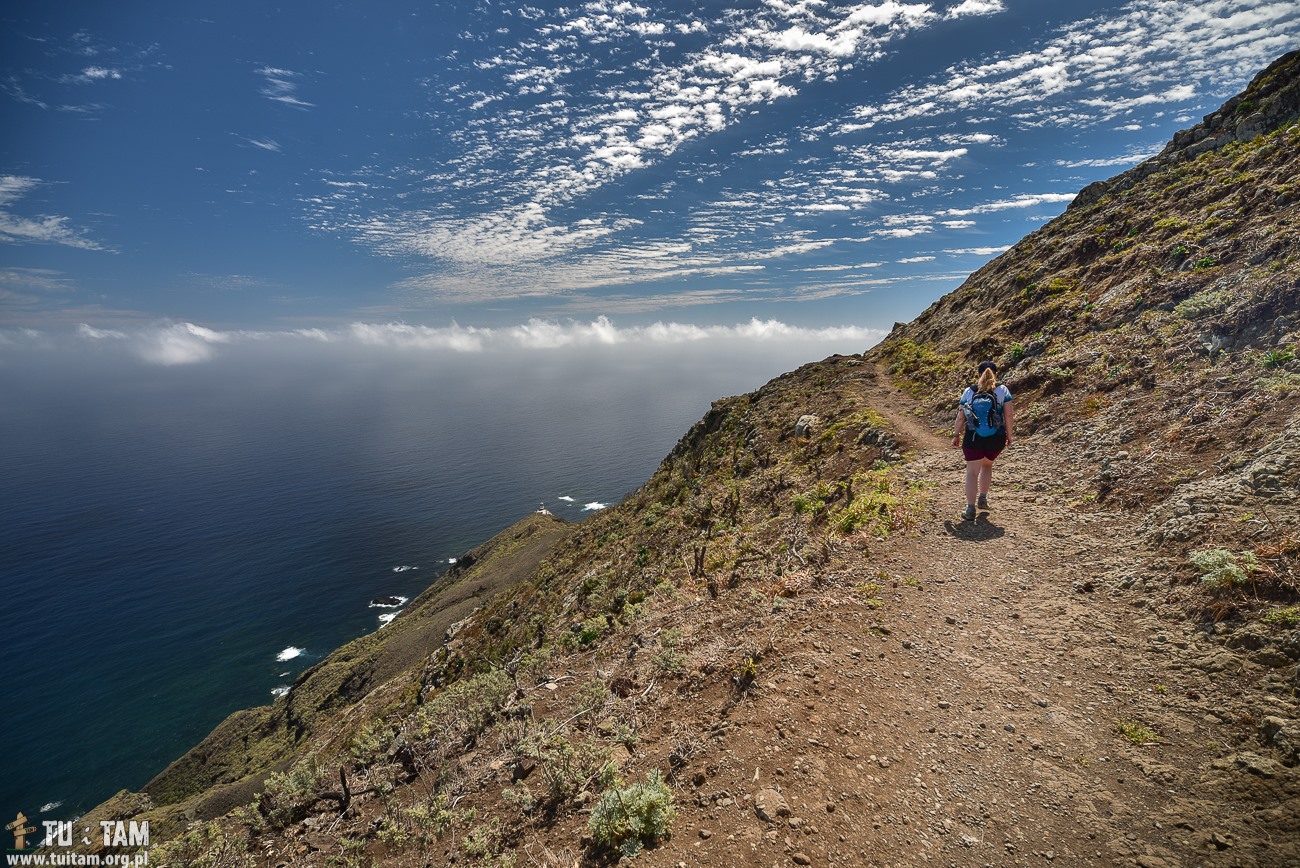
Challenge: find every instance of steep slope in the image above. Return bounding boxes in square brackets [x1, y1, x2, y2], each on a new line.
[76, 512, 573, 850]
[74, 53, 1300, 868]
[870, 50, 1300, 617]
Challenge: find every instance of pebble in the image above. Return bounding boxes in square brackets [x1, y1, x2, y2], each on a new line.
[792, 853, 812, 866]
[699, 829, 712, 839]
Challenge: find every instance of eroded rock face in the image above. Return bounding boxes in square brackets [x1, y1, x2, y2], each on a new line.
[1139, 412, 1300, 546]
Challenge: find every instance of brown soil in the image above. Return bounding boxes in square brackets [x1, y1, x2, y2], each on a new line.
[504, 365, 1298, 868]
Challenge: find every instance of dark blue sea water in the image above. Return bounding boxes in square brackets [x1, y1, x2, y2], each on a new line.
[0, 333, 864, 821]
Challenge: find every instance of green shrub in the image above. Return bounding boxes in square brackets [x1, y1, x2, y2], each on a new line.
[1190, 548, 1258, 588]
[1173, 289, 1229, 319]
[588, 770, 676, 857]
[1262, 606, 1300, 626]
[1117, 719, 1158, 745]
[413, 668, 514, 752]
[151, 820, 254, 868]
[259, 759, 330, 829]
[377, 794, 455, 849]
[519, 728, 616, 804]
[1262, 348, 1295, 369]
[578, 614, 609, 645]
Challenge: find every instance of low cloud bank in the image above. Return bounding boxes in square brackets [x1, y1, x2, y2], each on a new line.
[6, 317, 885, 366]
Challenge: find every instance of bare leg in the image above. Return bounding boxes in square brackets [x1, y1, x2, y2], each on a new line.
[978, 458, 995, 496]
[964, 460, 980, 506]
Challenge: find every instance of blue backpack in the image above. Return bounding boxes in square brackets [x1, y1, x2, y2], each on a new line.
[963, 388, 1004, 438]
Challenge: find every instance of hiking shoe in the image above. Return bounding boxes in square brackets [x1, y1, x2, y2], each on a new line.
[977, 493, 990, 510]
[962, 504, 976, 521]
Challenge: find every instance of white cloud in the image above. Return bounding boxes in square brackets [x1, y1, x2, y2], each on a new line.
[0, 175, 107, 251]
[245, 138, 282, 152]
[940, 192, 1075, 216]
[848, 0, 1300, 131]
[78, 321, 229, 365]
[0, 267, 73, 293]
[1056, 143, 1160, 168]
[56, 317, 885, 365]
[61, 66, 123, 84]
[944, 0, 1005, 19]
[256, 66, 314, 108]
[307, 0, 963, 293]
[898, 255, 935, 263]
[947, 245, 1011, 255]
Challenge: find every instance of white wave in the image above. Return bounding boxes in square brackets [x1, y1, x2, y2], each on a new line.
[557, 495, 575, 502]
[582, 501, 608, 511]
[276, 646, 304, 662]
[278, 671, 290, 677]
[369, 596, 408, 608]
[40, 801, 63, 813]
[271, 686, 290, 698]
[378, 612, 398, 627]
[392, 565, 418, 572]
[448, 557, 457, 564]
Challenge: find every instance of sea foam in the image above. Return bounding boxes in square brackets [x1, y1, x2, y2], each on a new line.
[558, 495, 575, 502]
[378, 612, 399, 627]
[271, 686, 290, 698]
[276, 646, 304, 662]
[583, 501, 608, 511]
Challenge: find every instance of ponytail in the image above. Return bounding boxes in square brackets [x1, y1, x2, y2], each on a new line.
[977, 367, 997, 392]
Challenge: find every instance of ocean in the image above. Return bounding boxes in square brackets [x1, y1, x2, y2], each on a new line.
[0, 325, 875, 820]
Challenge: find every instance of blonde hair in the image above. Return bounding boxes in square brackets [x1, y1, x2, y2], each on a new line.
[977, 367, 997, 392]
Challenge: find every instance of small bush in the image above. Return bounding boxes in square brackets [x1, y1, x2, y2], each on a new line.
[259, 760, 330, 829]
[1263, 606, 1300, 627]
[151, 820, 254, 868]
[588, 770, 676, 858]
[1117, 719, 1158, 745]
[1262, 348, 1295, 369]
[377, 794, 455, 849]
[520, 728, 616, 804]
[1174, 289, 1230, 319]
[1191, 548, 1258, 588]
[578, 614, 609, 646]
[414, 668, 514, 754]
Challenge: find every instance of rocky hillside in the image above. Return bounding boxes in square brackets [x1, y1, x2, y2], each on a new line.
[871, 48, 1300, 606]
[74, 52, 1299, 867]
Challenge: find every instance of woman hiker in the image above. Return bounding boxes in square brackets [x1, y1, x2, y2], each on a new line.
[951, 360, 1014, 521]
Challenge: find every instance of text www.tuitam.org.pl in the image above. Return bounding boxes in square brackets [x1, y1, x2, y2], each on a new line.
[5, 817, 149, 866]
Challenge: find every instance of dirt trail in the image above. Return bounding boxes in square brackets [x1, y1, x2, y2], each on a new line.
[631, 368, 1298, 868]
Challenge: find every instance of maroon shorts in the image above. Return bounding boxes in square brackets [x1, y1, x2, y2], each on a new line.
[962, 432, 1006, 462]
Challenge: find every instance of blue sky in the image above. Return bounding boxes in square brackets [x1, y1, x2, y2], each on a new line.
[3, 0, 1298, 336]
